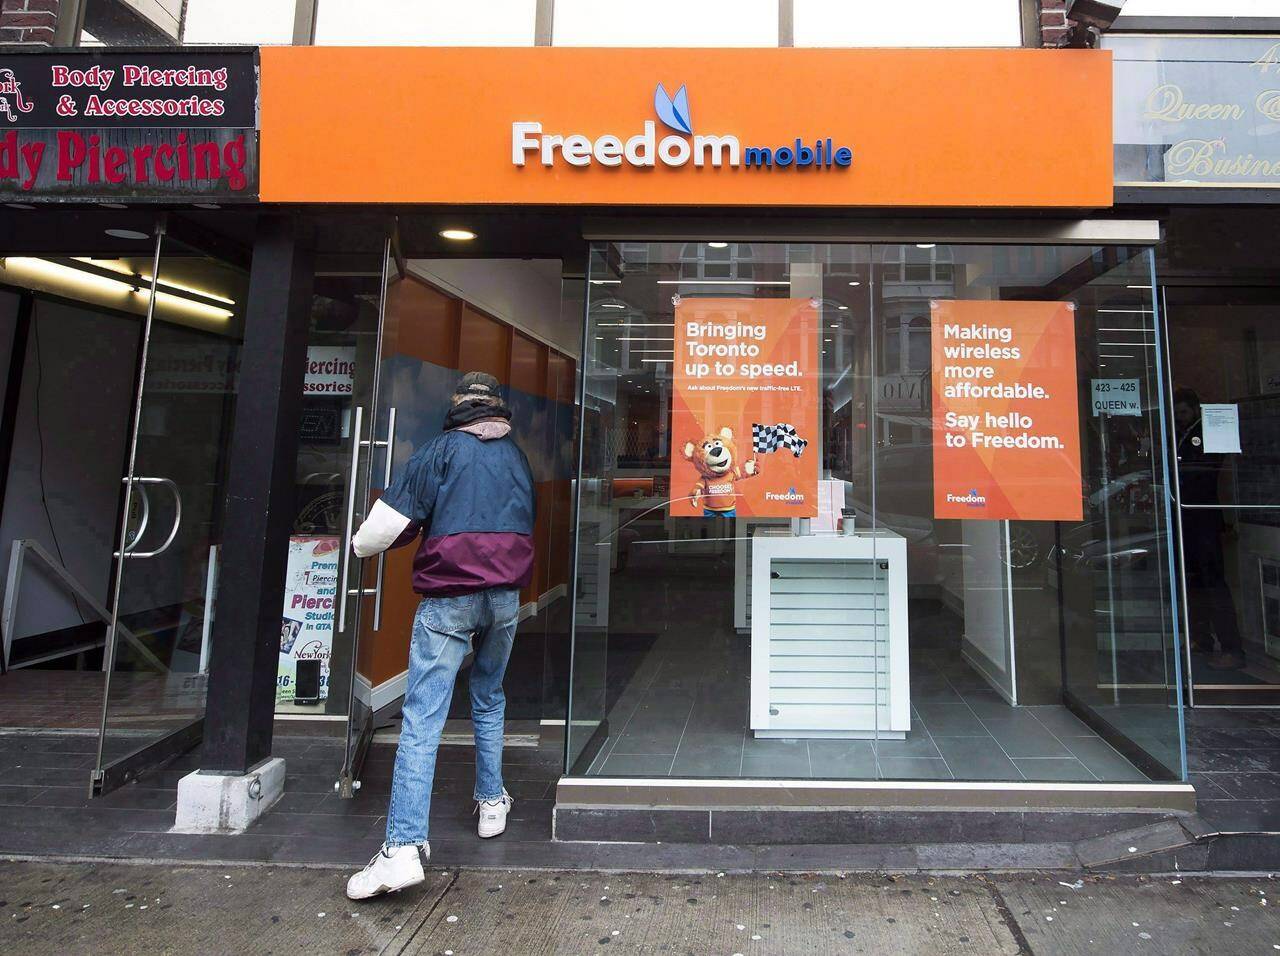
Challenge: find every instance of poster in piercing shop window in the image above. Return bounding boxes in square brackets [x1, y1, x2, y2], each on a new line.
[277, 535, 340, 704]
[671, 297, 819, 518]
[930, 299, 1082, 522]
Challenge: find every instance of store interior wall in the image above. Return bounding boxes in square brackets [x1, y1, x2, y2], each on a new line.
[0, 297, 138, 646]
[409, 259, 579, 359]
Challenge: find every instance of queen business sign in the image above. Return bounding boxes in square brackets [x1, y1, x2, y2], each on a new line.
[512, 83, 853, 171]
[1109, 34, 1280, 186]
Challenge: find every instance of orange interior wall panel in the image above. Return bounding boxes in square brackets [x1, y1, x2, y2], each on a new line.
[510, 331, 545, 398]
[458, 306, 510, 382]
[386, 276, 460, 367]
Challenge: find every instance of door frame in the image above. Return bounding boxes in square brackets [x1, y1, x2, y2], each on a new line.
[1161, 282, 1280, 709]
[335, 229, 401, 798]
[90, 216, 253, 795]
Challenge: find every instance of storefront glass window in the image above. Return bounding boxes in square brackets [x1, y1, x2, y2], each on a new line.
[1110, 34, 1280, 187]
[567, 240, 1185, 785]
[276, 254, 385, 718]
[553, 0, 777, 47]
[1122, 0, 1278, 13]
[313, 0, 537, 46]
[182, 0, 299, 44]
[79, 0, 297, 45]
[1156, 207, 1280, 704]
[793, 0, 1023, 48]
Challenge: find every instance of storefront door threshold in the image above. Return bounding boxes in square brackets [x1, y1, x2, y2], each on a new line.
[557, 777, 1195, 814]
[554, 778, 1198, 846]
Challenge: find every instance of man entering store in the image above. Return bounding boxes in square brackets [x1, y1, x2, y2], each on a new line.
[345, 372, 535, 900]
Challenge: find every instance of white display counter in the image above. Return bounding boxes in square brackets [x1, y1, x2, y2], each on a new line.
[750, 529, 910, 739]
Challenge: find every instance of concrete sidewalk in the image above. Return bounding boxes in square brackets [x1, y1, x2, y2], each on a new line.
[0, 860, 1274, 954]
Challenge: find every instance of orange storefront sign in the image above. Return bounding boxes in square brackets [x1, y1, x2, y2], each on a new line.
[931, 300, 1082, 522]
[258, 47, 1112, 207]
[671, 298, 819, 519]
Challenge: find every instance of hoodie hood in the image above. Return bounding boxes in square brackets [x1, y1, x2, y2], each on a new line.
[455, 419, 512, 441]
[444, 396, 512, 431]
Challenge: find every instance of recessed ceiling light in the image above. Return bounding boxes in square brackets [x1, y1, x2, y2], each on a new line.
[440, 228, 477, 241]
[848, 280, 861, 286]
[105, 228, 151, 241]
[829, 324, 839, 329]
[916, 243, 936, 249]
[838, 305, 849, 311]
[707, 241, 729, 249]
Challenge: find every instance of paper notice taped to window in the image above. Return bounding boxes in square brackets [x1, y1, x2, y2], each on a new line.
[1201, 403, 1242, 454]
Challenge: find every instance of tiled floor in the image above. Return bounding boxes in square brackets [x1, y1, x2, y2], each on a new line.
[1185, 706, 1280, 835]
[585, 594, 1150, 783]
[0, 670, 106, 729]
[0, 730, 573, 868]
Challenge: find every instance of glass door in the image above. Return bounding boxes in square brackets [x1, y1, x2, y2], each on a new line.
[330, 243, 565, 796]
[332, 235, 398, 797]
[93, 224, 247, 794]
[1164, 285, 1280, 706]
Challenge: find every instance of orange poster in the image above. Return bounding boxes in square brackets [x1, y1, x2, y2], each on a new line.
[671, 298, 819, 519]
[931, 300, 1082, 522]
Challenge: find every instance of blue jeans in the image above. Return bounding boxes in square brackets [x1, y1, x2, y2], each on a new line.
[385, 587, 520, 847]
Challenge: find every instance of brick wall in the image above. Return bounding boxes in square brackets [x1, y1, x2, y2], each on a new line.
[1040, 0, 1070, 47]
[0, 0, 59, 44]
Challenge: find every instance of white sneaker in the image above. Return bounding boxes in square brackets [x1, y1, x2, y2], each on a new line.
[346, 843, 427, 900]
[476, 789, 513, 839]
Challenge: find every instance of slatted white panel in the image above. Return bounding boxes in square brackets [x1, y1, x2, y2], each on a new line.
[574, 517, 610, 629]
[768, 559, 889, 724]
[750, 532, 910, 738]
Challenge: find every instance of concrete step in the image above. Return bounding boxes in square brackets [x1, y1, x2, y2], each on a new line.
[1074, 819, 1195, 869]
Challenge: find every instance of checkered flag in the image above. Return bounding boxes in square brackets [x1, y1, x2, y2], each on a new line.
[752, 422, 808, 458]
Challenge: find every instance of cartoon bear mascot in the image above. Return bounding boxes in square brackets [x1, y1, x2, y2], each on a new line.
[683, 426, 759, 518]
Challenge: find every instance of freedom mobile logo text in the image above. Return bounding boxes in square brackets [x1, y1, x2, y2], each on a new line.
[765, 486, 807, 505]
[946, 489, 988, 508]
[512, 83, 853, 171]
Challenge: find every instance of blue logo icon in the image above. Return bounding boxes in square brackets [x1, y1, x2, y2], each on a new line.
[654, 83, 692, 135]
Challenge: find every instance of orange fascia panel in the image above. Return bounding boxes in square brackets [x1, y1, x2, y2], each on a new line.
[258, 47, 1113, 208]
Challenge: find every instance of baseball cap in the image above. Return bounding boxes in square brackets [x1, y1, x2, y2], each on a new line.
[454, 371, 502, 400]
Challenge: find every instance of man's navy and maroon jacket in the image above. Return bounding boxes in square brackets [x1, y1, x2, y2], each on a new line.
[351, 416, 535, 597]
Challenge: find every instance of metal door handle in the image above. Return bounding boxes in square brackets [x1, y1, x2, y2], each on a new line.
[337, 405, 365, 635]
[121, 479, 151, 554]
[115, 477, 181, 559]
[372, 406, 396, 631]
